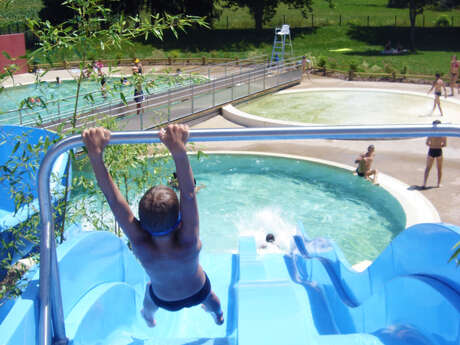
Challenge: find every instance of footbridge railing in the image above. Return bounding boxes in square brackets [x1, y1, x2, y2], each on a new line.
[37, 124, 460, 345]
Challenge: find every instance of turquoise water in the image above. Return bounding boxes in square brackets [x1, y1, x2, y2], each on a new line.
[70, 154, 405, 265]
[0, 74, 205, 126]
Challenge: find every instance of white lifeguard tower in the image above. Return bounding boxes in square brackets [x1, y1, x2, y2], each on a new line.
[270, 24, 293, 64]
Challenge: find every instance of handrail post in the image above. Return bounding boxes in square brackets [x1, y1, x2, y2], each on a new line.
[191, 74, 194, 114]
[212, 77, 215, 107]
[167, 88, 171, 122]
[231, 74, 234, 101]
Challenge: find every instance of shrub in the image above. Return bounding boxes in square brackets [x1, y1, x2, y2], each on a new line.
[348, 61, 358, 80]
[435, 15, 450, 27]
[370, 65, 383, 73]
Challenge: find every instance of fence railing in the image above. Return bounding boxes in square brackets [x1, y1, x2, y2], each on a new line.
[214, 14, 460, 29]
[0, 55, 270, 128]
[13, 56, 302, 132]
[37, 123, 460, 345]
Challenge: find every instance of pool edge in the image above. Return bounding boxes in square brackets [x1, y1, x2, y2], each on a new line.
[191, 150, 440, 229]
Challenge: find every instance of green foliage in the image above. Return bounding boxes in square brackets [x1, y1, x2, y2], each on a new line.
[0, 130, 69, 303]
[221, 0, 332, 30]
[27, 0, 208, 129]
[317, 56, 327, 68]
[435, 14, 450, 27]
[0, 0, 209, 304]
[71, 116, 170, 235]
[449, 241, 460, 267]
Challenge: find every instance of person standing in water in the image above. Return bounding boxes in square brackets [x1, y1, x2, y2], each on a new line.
[428, 73, 447, 116]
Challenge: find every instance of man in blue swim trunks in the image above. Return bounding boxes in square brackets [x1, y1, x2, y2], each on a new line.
[82, 125, 224, 327]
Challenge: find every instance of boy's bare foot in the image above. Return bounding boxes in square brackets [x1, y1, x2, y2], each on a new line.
[202, 305, 224, 325]
[141, 308, 156, 327]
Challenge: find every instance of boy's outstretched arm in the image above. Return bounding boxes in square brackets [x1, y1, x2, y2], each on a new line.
[159, 124, 199, 245]
[82, 127, 144, 244]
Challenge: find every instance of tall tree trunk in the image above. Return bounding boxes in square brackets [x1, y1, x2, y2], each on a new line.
[409, 1, 417, 51]
[252, 6, 264, 30]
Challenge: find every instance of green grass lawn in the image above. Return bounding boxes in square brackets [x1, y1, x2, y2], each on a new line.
[18, 0, 460, 78]
[214, 1, 460, 28]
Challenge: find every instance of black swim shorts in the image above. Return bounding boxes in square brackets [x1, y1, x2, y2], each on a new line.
[134, 90, 144, 103]
[356, 168, 365, 177]
[435, 91, 442, 97]
[149, 273, 211, 312]
[428, 148, 442, 158]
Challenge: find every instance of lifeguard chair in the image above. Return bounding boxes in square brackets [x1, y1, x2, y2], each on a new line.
[270, 24, 293, 64]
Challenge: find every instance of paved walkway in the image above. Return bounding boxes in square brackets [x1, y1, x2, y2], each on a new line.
[191, 76, 460, 226]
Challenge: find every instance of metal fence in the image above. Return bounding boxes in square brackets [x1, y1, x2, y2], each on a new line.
[5, 56, 302, 132]
[214, 14, 460, 29]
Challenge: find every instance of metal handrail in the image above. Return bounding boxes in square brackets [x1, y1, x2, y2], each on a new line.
[38, 124, 460, 345]
[2, 56, 270, 125]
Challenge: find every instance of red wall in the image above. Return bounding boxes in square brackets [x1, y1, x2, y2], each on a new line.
[0, 33, 27, 74]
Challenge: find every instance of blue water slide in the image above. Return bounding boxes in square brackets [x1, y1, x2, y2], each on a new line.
[1, 224, 460, 344]
[0, 125, 70, 277]
[291, 222, 460, 344]
[0, 229, 237, 345]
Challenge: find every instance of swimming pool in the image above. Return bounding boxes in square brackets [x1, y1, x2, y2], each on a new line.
[0, 74, 207, 126]
[236, 88, 460, 125]
[70, 153, 406, 265]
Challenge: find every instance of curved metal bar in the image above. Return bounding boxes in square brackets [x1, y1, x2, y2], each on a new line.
[38, 124, 460, 345]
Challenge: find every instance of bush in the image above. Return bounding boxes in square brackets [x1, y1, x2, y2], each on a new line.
[435, 15, 450, 27]
[317, 56, 327, 69]
[370, 65, 383, 73]
[348, 61, 358, 80]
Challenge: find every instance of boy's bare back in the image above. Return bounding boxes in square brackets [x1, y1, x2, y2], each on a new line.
[82, 125, 223, 326]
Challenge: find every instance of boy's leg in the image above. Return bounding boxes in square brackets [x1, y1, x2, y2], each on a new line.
[436, 156, 443, 187]
[423, 156, 434, 188]
[202, 290, 224, 325]
[141, 282, 159, 327]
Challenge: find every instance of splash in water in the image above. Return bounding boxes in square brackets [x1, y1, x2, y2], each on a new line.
[235, 207, 296, 253]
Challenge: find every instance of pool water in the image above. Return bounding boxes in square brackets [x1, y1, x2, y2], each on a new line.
[0, 74, 206, 126]
[70, 154, 405, 265]
[237, 89, 460, 124]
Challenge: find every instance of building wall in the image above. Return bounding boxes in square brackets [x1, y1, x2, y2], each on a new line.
[0, 33, 27, 74]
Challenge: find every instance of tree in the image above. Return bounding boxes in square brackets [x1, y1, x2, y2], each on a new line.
[102, 0, 220, 26]
[28, 0, 207, 130]
[222, 0, 332, 31]
[387, 0, 436, 51]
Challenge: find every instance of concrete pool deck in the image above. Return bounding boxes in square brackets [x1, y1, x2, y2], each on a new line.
[190, 75, 460, 227]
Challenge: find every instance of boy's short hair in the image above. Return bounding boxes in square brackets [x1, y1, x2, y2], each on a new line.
[138, 185, 180, 235]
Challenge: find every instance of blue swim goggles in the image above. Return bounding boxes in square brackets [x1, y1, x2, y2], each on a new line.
[142, 212, 182, 237]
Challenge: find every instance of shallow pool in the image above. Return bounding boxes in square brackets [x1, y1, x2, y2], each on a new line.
[0, 74, 206, 126]
[237, 89, 460, 124]
[70, 154, 405, 265]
